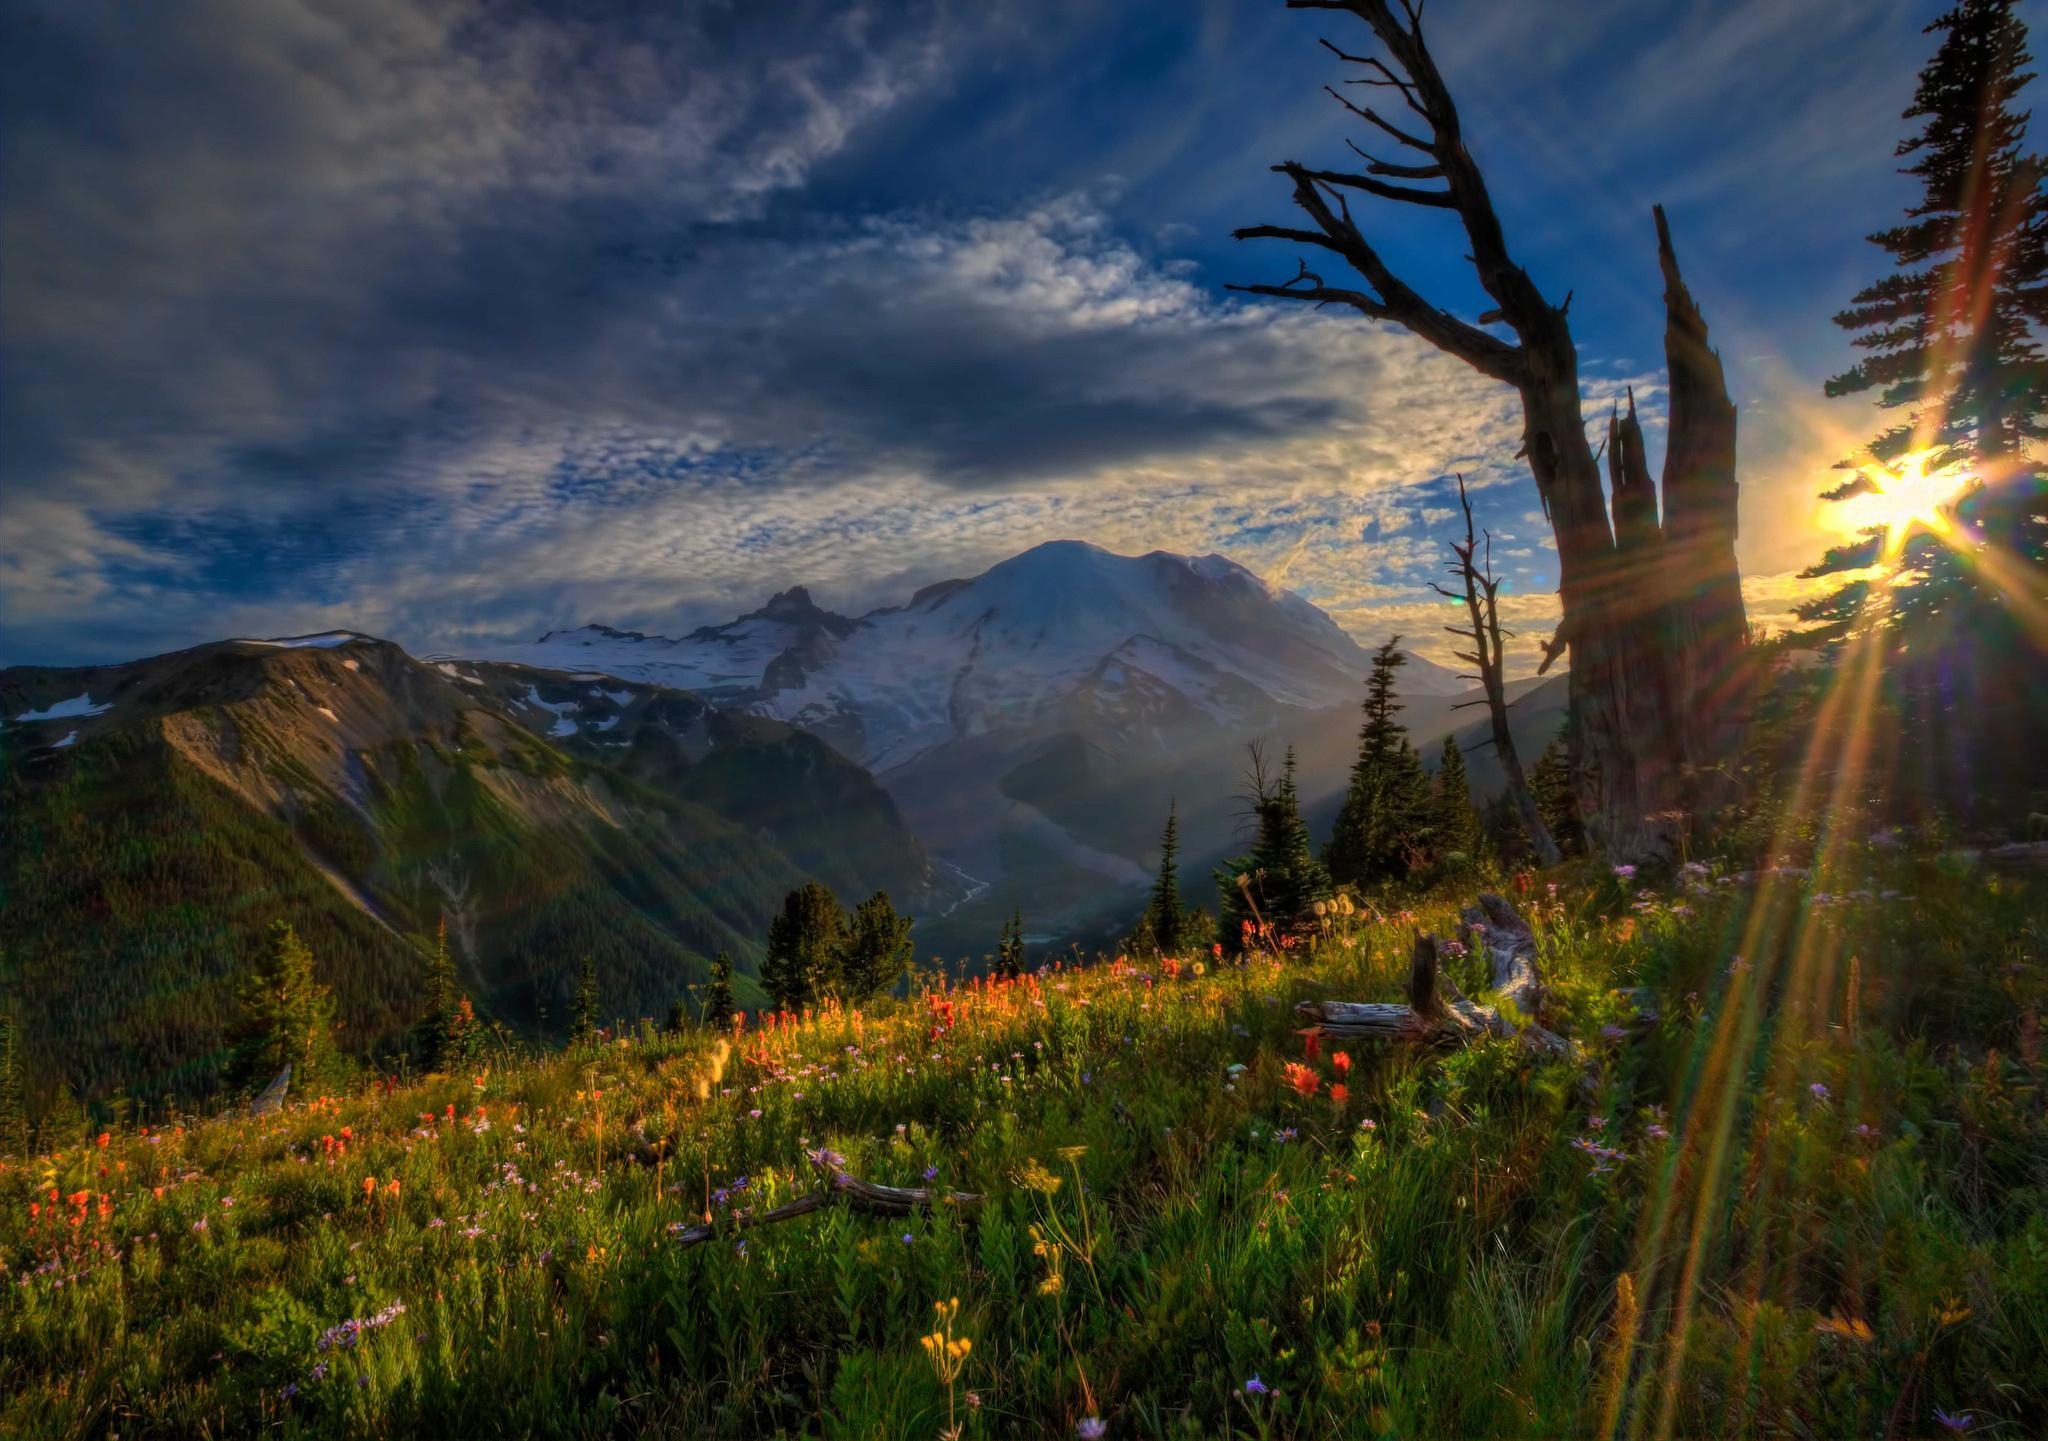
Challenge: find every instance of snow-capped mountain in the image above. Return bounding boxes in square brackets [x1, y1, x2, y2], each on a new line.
[493, 541, 1462, 773]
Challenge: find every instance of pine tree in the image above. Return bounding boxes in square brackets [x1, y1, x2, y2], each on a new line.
[994, 909, 1027, 979]
[761, 881, 846, 1008]
[1804, 0, 2048, 639]
[0, 1011, 28, 1156]
[837, 892, 915, 1000]
[1218, 744, 1332, 951]
[417, 918, 481, 1073]
[571, 955, 601, 1046]
[1434, 735, 1482, 871]
[1326, 639, 1432, 887]
[1531, 739, 1584, 857]
[229, 920, 340, 1094]
[701, 950, 736, 1027]
[1142, 801, 1186, 956]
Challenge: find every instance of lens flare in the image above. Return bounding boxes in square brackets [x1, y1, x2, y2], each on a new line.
[1821, 448, 1973, 560]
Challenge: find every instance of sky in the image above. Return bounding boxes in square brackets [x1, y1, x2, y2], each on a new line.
[3, 0, 2033, 672]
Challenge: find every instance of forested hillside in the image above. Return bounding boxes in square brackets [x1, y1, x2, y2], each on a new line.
[0, 636, 936, 1110]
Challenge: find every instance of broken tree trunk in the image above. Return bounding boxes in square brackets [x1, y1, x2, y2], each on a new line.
[1232, 2, 1750, 865]
[670, 1173, 983, 1249]
[1296, 893, 1570, 1057]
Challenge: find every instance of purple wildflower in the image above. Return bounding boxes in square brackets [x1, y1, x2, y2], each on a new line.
[1077, 1419, 1107, 1440]
[1933, 1409, 1974, 1434]
[1809, 1082, 1830, 1101]
[1244, 1375, 1270, 1396]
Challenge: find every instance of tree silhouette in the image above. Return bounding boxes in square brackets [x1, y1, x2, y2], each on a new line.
[1236, 0, 1748, 863]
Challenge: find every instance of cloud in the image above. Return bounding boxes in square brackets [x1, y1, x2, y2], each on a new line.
[0, 0, 1921, 670]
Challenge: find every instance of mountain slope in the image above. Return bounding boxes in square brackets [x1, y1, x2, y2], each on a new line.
[0, 635, 936, 1109]
[486, 542, 1478, 957]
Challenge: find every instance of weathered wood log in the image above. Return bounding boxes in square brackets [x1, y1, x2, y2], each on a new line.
[670, 1174, 983, 1249]
[1296, 893, 1571, 1057]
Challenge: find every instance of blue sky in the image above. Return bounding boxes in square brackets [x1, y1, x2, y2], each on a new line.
[3, 0, 2033, 668]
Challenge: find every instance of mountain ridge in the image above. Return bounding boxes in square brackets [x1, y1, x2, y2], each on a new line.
[1, 633, 939, 1108]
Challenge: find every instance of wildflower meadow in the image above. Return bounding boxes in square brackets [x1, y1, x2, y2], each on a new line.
[3, 850, 2042, 1438]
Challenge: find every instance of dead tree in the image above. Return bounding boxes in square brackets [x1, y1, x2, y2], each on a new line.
[1232, 0, 1748, 865]
[1429, 474, 1561, 866]
[1295, 893, 1570, 1057]
[669, 1173, 983, 1249]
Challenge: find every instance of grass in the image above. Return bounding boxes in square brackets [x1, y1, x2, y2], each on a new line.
[2, 853, 2043, 1438]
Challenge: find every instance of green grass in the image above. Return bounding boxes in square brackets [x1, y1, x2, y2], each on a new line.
[2, 855, 2043, 1438]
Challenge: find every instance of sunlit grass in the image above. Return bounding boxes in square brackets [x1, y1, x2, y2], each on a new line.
[2, 861, 2042, 1438]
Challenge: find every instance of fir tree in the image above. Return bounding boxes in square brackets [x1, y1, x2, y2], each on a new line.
[1804, 0, 2048, 639]
[761, 881, 846, 1009]
[1143, 801, 1187, 956]
[417, 918, 481, 1073]
[229, 920, 340, 1094]
[1531, 739, 1584, 857]
[0, 1010, 28, 1156]
[1434, 735, 1482, 871]
[837, 892, 915, 1000]
[994, 909, 1026, 979]
[1326, 639, 1432, 887]
[701, 950, 736, 1027]
[1218, 745, 1332, 951]
[571, 955, 601, 1047]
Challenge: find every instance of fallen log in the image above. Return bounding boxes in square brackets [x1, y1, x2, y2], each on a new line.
[1297, 893, 1572, 1057]
[670, 1173, 983, 1249]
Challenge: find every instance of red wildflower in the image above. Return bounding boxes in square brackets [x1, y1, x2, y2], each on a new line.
[1332, 1050, 1352, 1077]
[1284, 1062, 1321, 1098]
[1303, 1030, 1322, 1060]
[96, 1132, 110, 1148]
[1329, 1084, 1350, 1108]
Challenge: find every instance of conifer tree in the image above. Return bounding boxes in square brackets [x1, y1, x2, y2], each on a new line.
[837, 892, 915, 1000]
[0, 1010, 28, 1156]
[1326, 639, 1432, 887]
[1434, 735, 1481, 871]
[995, 909, 1027, 979]
[1218, 744, 1332, 950]
[230, 920, 340, 1094]
[1804, 0, 2048, 638]
[761, 881, 846, 1009]
[417, 918, 482, 1073]
[1143, 801, 1186, 956]
[1531, 739, 1584, 857]
[571, 955, 601, 1047]
[701, 950, 736, 1027]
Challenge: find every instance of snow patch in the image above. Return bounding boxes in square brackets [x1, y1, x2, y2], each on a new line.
[523, 685, 581, 738]
[14, 692, 113, 722]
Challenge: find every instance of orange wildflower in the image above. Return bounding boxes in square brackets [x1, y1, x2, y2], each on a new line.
[1284, 1062, 1321, 1098]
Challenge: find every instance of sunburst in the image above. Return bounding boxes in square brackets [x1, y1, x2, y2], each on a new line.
[1823, 447, 1973, 560]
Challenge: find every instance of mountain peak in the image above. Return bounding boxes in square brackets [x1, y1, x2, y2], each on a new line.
[760, 585, 818, 616]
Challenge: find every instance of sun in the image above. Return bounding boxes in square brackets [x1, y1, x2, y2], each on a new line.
[1823, 447, 1973, 560]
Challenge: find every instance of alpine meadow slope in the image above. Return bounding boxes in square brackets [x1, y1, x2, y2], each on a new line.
[0, 634, 938, 1110]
